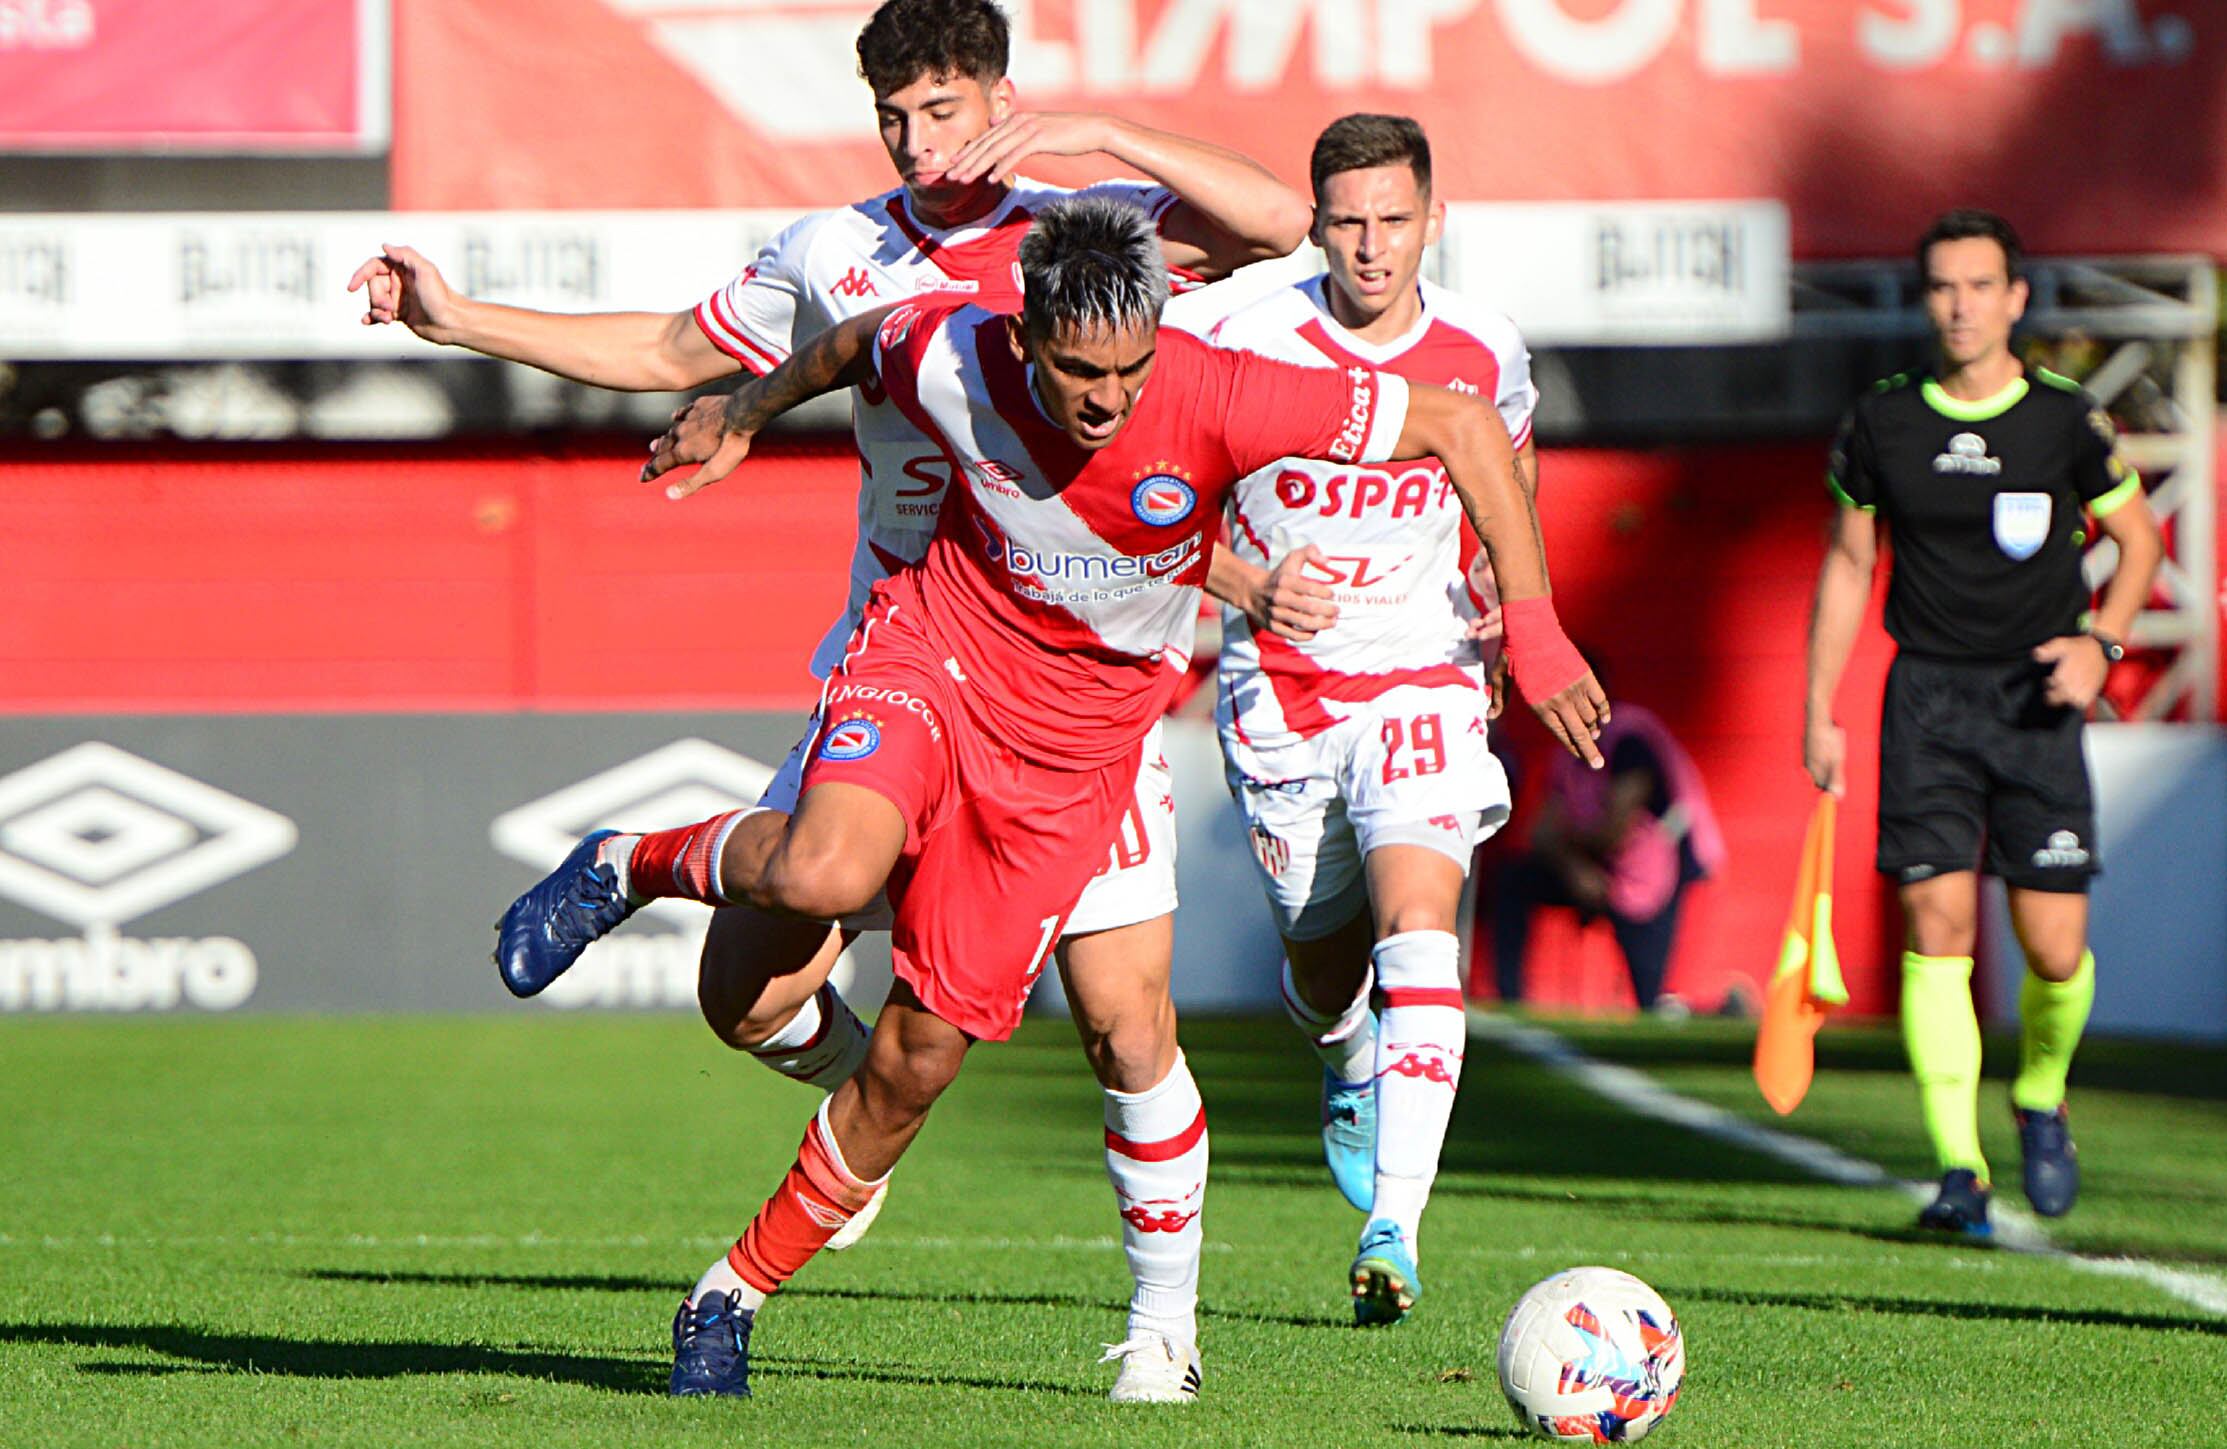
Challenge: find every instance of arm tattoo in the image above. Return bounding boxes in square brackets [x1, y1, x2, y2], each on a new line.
[721, 311, 882, 436]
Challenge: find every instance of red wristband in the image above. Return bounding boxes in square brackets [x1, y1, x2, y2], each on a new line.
[1500, 594, 1588, 700]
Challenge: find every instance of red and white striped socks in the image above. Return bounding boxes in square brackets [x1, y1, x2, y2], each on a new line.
[1102, 1053, 1208, 1345]
[602, 809, 756, 906]
[1370, 930, 1465, 1254]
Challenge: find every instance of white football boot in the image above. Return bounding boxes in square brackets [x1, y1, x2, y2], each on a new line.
[1100, 1332, 1202, 1404]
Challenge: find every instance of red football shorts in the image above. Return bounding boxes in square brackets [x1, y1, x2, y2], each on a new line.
[799, 594, 1133, 1041]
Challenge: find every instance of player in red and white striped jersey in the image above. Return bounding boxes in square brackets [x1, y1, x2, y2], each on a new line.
[357, 0, 1314, 1403]
[1205, 117, 1544, 1326]
[612, 195, 1605, 1398]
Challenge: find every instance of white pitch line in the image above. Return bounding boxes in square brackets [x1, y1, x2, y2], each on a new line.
[1467, 1009, 2227, 1319]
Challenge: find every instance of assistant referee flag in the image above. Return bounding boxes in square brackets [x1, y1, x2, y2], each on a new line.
[1754, 795, 1851, 1115]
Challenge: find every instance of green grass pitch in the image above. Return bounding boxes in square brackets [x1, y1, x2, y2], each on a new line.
[2, 1011, 2222, 1447]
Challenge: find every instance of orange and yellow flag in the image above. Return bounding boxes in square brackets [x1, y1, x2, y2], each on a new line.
[1752, 794, 1850, 1115]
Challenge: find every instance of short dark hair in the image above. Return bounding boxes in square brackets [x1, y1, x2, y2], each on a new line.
[1917, 208, 2023, 283]
[856, 0, 1009, 97]
[1019, 197, 1168, 341]
[1309, 114, 1432, 201]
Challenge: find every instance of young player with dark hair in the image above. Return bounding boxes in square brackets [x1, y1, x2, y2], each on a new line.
[1203, 113, 1547, 1325]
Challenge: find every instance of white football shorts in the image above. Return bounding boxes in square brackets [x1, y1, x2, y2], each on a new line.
[761, 716, 1178, 937]
[1222, 681, 1509, 941]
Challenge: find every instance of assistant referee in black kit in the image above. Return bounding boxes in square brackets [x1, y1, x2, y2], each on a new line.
[1802, 209, 2163, 1238]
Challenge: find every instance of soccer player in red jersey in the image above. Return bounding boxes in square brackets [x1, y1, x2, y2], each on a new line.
[542, 195, 1605, 1398]
[1204, 114, 1541, 1325]
[354, 0, 1316, 1400]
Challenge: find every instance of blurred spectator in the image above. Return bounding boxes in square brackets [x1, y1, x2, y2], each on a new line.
[1490, 693, 1725, 1013]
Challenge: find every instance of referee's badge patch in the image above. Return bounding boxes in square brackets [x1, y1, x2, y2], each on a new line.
[1992, 492, 2052, 560]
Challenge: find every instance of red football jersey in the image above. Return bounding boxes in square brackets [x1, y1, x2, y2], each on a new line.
[866, 300, 1412, 768]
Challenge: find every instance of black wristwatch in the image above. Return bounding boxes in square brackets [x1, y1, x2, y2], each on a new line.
[2090, 629, 2126, 663]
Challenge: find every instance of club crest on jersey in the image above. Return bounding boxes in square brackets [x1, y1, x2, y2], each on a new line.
[1250, 825, 1291, 878]
[819, 715, 883, 762]
[1992, 491, 2052, 560]
[1131, 466, 1197, 526]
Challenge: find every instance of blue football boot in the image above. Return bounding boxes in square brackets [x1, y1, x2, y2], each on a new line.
[2014, 1104, 2079, 1218]
[1350, 1219, 1420, 1327]
[1915, 1168, 1994, 1240]
[1322, 1069, 1377, 1213]
[669, 1289, 753, 1398]
[494, 829, 635, 998]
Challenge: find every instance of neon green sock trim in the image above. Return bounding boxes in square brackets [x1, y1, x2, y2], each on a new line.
[1901, 951, 1988, 1178]
[2013, 951, 2095, 1113]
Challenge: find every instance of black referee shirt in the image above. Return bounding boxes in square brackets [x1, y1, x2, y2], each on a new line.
[1827, 367, 2140, 661]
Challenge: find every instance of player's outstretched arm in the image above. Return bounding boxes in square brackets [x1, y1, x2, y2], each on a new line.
[346, 243, 737, 393]
[1397, 385, 1608, 767]
[1205, 541, 1340, 642]
[643, 304, 897, 498]
[945, 113, 1310, 282]
[1804, 505, 1878, 796]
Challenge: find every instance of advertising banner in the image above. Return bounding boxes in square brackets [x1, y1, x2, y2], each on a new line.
[0, 716, 1281, 1016]
[0, 0, 389, 153]
[393, 0, 2227, 259]
[0, 201, 1784, 359]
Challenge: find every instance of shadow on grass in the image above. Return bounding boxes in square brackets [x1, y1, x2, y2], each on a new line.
[304, 1268, 672, 1294]
[1660, 1284, 2227, 1337]
[291, 1271, 1346, 1331]
[1390, 1424, 1529, 1440]
[0, 1321, 659, 1392]
[754, 1352, 1096, 1398]
[1419, 1178, 1921, 1249]
[11, 1321, 1112, 1399]
[784, 1283, 1343, 1331]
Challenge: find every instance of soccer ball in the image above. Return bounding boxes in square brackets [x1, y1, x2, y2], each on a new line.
[1496, 1267, 1685, 1442]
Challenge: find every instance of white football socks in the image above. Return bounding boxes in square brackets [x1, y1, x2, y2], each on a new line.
[1369, 930, 1465, 1256]
[1102, 1053, 1208, 1345]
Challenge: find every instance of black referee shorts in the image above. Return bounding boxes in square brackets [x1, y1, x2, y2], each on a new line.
[1876, 653, 2098, 894]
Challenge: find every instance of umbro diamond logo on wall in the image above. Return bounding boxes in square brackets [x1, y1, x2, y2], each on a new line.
[489, 738, 775, 927]
[0, 742, 297, 931]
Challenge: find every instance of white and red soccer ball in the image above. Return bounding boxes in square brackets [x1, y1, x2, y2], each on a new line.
[1496, 1267, 1685, 1443]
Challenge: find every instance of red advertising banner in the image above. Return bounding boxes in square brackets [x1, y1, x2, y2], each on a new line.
[0, 0, 384, 152]
[392, 0, 2226, 259]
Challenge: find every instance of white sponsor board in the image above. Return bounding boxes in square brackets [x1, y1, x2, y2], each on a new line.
[0, 202, 1787, 361]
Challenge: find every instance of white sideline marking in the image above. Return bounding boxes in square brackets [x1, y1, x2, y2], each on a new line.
[1468, 1009, 2227, 1319]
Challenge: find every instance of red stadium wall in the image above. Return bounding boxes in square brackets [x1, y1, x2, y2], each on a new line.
[0, 438, 1899, 1012]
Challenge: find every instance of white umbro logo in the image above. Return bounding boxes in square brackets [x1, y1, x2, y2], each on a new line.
[0, 742, 297, 930]
[490, 738, 774, 927]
